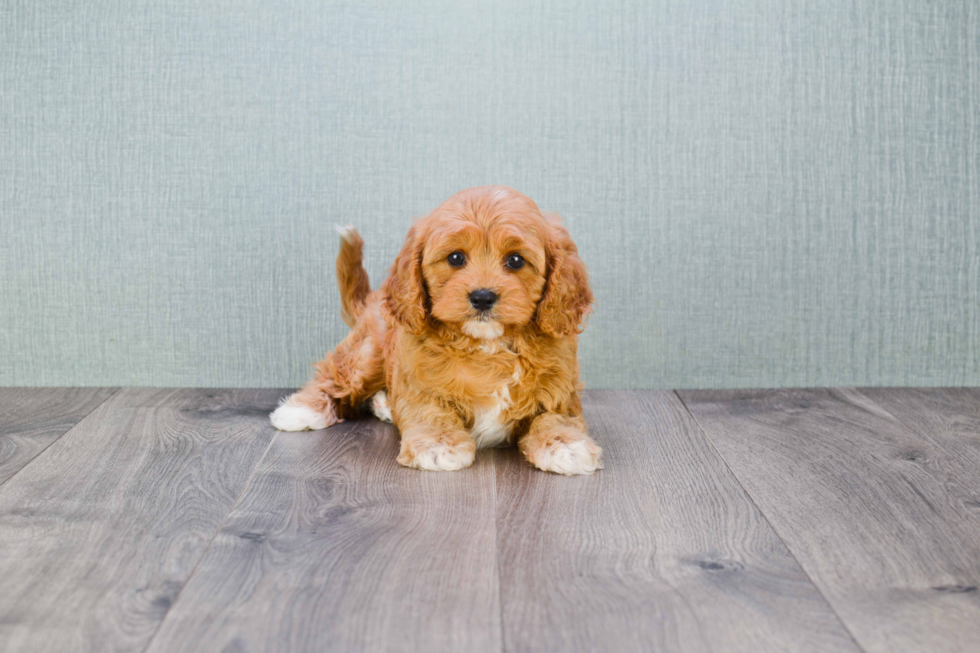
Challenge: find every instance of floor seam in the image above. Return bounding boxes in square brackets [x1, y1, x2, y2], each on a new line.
[139, 425, 282, 653]
[672, 389, 871, 653]
[0, 387, 122, 492]
[492, 449, 507, 653]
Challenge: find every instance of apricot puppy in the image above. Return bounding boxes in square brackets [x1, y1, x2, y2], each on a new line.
[270, 186, 601, 475]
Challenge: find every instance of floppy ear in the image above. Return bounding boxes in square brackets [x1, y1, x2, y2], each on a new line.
[536, 219, 594, 338]
[381, 223, 428, 333]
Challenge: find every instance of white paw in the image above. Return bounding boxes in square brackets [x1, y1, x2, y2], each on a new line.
[533, 439, 602, 476]
[370, 391, 393, 423]
[269, 398, 333, 431]
[410, 442, 475, 471]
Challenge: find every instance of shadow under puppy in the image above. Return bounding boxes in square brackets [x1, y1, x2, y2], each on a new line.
[271, 186, 602, 475]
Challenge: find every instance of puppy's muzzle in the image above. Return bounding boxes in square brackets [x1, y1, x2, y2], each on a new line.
[468, 288, 498, 312]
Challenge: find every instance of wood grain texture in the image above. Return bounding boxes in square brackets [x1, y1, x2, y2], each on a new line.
[495, 390, 859, 653]
[856, 387, 980, 585]
[145, 419, 500, 653]
[0, 388, 283, 653]
[0, 387, 117, 485]
[679, 388, 980, 653]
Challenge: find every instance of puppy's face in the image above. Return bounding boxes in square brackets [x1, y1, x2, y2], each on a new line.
[382, 186, 592, 340]
[422, 208, 547, 339]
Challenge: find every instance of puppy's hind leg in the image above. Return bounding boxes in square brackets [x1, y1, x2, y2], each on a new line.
[270, 315, 385, 431]
[270, 392, 337, 432]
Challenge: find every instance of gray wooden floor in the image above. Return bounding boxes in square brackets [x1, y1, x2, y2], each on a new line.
[0, 388, 977, 653]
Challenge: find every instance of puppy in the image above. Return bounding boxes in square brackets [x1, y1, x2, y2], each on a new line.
[270, 186, 601, 475]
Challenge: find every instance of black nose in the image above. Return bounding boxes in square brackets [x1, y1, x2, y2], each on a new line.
[469, 288, 498, 311]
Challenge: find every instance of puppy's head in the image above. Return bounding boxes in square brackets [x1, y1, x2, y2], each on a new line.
[382, 186, 592, 340]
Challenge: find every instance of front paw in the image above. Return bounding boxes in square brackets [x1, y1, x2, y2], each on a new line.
[522, 430, 603, 476]
[397, 434, 476, 471]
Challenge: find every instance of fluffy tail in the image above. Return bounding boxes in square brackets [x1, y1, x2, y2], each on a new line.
[335, 225, 371, 327]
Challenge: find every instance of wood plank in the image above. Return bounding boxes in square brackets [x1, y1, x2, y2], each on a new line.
[857, 388, 980, 479]
[855, 387, 980, 585]
[0, 388, 117, 486]
[0, 388, 282, 653]
[145, 419, 500, 653]
[679, 388, 980, 653]
[495, 390, 859, 653]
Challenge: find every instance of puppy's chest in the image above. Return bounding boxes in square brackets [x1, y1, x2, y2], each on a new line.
[457, 352, 532, 450]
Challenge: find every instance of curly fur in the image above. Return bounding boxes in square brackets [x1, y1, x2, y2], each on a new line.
[270, 186, 601, 475]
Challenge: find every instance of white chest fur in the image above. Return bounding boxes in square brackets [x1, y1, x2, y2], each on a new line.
[470, 364, 521, 449]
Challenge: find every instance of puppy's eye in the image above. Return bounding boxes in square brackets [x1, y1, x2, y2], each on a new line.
[447, 251, 466, 268]
[505, 253, 526, 270]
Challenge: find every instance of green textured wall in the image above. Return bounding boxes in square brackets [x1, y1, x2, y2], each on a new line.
[2, 0, 978, 389]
